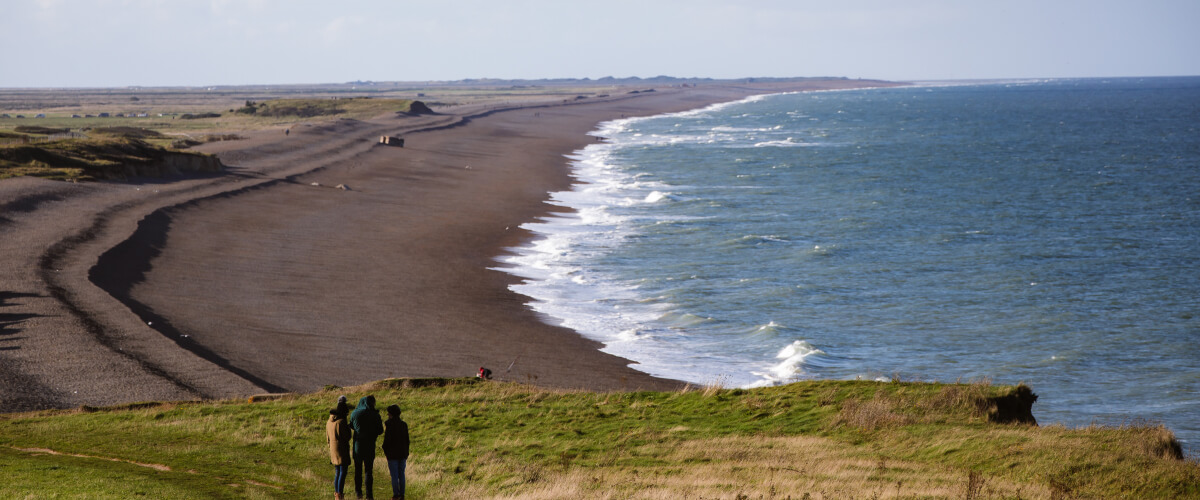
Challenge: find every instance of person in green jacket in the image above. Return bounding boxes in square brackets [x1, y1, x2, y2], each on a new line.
[349, 395, 384, 499]
[326, 397, 352, 500]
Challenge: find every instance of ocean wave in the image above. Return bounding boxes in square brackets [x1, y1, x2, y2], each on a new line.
[745, 321, 784, 337]
[711, 125, 785, 133]
[585, 92, 786, 135]
[499, 91, 856, 389]
[721, 234, 792, 248]
[753, 137, 819, 148]
[747, 340, 827, 387]
[658, 311, 713, 328]
[644, 191, 676, 203]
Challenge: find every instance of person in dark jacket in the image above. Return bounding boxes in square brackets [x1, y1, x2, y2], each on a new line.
[349, 395, 384, 499]
[382, 405, 410, 500]
[326, 399, 352, 500]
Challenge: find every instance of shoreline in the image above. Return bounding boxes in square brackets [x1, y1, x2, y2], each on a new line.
[496, 91, 814, 389]
[0, 80, 900, 411]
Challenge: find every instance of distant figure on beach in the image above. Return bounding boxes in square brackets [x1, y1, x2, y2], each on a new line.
[285, 128, 290, 136]
[477, 367, 492, 380]
[382, 404, 410, 500]
[326, 396, 352, 500]
[350, 395, 384, 499]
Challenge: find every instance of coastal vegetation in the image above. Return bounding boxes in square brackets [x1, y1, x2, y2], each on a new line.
[233, 97, 421, 118]
[0, 135, 220, 181]
[1, 378, 1194, 499]
[0, 95, 422, 137]
[0, 97, 420, 181]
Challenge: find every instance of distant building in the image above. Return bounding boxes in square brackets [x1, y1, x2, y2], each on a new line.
[72, 114, 82, 118]
[99, 112, 110, 117]
[35, 113, 45, 118]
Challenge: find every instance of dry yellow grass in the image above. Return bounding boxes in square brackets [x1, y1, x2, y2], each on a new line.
[435, 435, 1051, 500]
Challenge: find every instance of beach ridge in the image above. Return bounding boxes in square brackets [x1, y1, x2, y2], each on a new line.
[0, 80, 898, 411]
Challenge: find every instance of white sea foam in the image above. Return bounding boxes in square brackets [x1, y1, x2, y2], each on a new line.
[499, 79, 1200, 448]
[494, 92, 836, 389]
[497, 131, 666, 366]
[753, 137, 820, 148]
[644, 191, 673, 203]
[747, 340, 827, 388]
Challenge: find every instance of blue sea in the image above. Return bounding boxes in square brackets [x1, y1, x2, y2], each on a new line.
[499, 77, 1200, 449]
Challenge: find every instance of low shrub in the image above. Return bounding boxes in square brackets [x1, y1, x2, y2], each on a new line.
[90, 127, 163, 139]
[13, 125, 69, 135]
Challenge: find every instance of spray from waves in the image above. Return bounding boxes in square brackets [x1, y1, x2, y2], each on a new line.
[748, 339, 827, 388]
[644, 191, 677, 203]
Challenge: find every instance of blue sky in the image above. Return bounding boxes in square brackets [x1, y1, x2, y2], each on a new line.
[3, 0, 1198, 87]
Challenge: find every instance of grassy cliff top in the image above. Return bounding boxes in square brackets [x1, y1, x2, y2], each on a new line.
[1, 378, 1195, 499]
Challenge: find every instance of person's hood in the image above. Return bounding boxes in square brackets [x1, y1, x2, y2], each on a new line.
[355, 395, 376, 411]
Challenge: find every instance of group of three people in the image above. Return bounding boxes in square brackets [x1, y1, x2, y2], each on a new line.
[327, 395, 410, 500]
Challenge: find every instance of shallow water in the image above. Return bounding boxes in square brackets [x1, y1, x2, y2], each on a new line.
[499, 77, 1200, 448]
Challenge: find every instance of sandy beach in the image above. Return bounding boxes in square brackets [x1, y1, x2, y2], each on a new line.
[0, 80, 896, 411]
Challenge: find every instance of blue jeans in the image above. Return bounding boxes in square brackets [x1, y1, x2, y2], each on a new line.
[387, 459, 406, 499]
[333, 464, 349, 494]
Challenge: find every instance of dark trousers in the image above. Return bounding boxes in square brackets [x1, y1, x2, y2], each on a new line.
[354, 456, 374, 498]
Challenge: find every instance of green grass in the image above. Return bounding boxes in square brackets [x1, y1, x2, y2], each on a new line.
[0, 96, 419, 182]
[0, 97, 419, 140]
[248, 97, 416, 119]
[1, 378, 1195, 499]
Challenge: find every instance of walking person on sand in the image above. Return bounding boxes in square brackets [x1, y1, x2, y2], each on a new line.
[349, 395, 384, 499]
[326, 396, 352, 500]
[382, 405, 410, 500]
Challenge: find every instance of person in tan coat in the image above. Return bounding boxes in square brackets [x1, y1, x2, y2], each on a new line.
[327, 397, 352, 500]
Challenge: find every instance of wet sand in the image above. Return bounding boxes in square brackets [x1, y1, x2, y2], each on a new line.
[0, 80, 897, 410]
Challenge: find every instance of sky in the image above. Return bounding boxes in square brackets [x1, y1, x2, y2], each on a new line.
[3, 0, 1198, 87]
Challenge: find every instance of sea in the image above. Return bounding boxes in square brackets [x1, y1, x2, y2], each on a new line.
[497, 77, 1200, 450]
